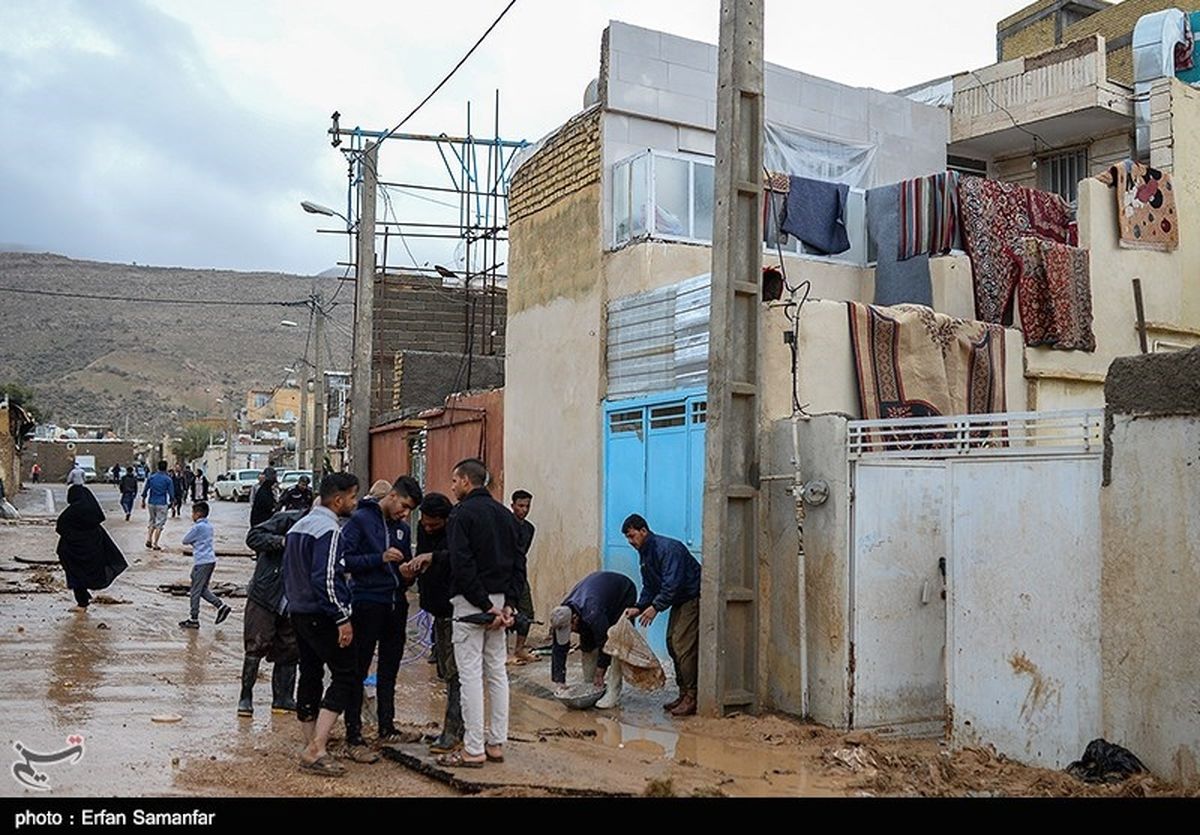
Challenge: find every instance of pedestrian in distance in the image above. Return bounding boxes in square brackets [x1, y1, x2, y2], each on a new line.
[55, 485, 128, 611]
[251, 466, 279, 527]
[413, 492, 462, 754]
[179, 501, 231, 630]
[170, 467, 187, 518]
[282, 472, 361, 777]
[277, 475, 314, 512]
[438, 458, 524, 769]
[30, 463, 41, 484]
[110, 464, 122, 485]
[66, 460, 86, 487]
[340, 475, 423, 761]
[620, 514, 702, 717]
[507, 489, 537, 666]
[195, 469, 210, 502]
[118, 467, 139, 521]
[141, 461, 175, 551]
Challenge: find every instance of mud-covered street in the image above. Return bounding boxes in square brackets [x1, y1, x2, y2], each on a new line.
[0, 486, 1190, 798]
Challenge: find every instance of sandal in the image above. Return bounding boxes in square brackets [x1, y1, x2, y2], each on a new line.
[485, 745, 504, 763]
[436, 750, 485, 769]
[299, 754, 346, 776]
[506, 655, 528, 667]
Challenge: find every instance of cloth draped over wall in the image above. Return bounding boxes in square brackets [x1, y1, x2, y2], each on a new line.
[847, 301, 1007, 421]
[781, 176, 851, 255]
[1015, 238, 1096, 352]
[898, 171, 961, 261]
[1094, 161, 1179, 252]
[869, 183, 932, 307]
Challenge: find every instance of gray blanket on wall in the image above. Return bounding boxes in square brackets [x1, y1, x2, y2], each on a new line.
[782, 176, 850, 256]
[868, 183, 932, 307]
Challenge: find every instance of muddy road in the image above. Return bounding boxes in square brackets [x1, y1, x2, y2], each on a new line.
[0, 486, 1188, 798]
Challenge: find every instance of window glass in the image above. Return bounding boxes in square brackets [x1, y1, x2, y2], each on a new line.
[613, 160, 630, 245]
[630, 154, 649, 237]
[693, 162, 714, 242]
[654, 156, 690, 238]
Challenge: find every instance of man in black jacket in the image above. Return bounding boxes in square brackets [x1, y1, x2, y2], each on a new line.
[413, 493, 462, 753]
[438, 458, 524, 768]
[250, 467, 279, 528]
[238, 506, 306, 717]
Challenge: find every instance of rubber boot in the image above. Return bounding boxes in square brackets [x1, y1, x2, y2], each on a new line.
[430, 675, 464, 753]
[237, 656, 261, 717]
[271, 661, 297, 714]
[596, 660, 623, 709]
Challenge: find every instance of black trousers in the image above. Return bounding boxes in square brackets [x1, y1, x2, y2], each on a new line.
[291, 613, 357, 723]
[345, 599, 408, 741]
[73, 588, 91, 608]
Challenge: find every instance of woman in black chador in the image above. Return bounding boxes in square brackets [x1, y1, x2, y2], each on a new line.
[55, 485, 128, 610]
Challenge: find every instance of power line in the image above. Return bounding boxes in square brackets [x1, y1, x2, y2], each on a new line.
[353, 0, 519, 169]
[0, 286, 310, 307]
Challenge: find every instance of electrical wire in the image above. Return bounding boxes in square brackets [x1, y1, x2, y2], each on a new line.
[0, 286, 310, 307]
[352, 0, 520, 173]
[966, 69, 1051, 154]
[764, 166, 811, 416]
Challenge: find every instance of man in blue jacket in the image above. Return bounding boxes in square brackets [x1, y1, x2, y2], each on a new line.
[140, 460, 175, 551]
[620, 514, 702, 717]
[340, 474, 423, 761]
[282, 472, 361, 777]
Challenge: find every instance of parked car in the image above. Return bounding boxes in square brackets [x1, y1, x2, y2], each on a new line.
[214, 469, 260, 502]
[279, 470, 313, 490]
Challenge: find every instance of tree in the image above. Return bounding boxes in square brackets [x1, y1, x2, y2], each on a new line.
[172, 423, 213, 464]
[0, 382, 45, 423]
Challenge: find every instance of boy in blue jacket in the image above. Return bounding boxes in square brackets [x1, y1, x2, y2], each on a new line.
[339, 475, 423, 760]
[281, 472, 361, 777]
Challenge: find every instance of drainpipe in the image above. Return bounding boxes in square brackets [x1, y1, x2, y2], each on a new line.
[791, 412, 808, 719]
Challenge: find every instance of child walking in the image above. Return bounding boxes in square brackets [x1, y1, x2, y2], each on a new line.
[180, 501, 232, 629]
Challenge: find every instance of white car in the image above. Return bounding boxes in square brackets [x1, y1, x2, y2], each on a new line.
[214, 469, 260, 502]
[279, 470, 313, 490]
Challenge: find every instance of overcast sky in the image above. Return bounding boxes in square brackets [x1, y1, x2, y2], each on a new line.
[0, 0, 1029, 275]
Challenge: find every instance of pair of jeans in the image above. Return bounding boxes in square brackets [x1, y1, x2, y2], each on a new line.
[344, 600, 407, 741]
[188, 563, 223, 621]
[451, 593, 509, 757]
[291, 613, 358, 723]
[120, 492, 136, 517]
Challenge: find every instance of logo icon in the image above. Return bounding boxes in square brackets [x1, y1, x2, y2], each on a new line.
[10, 736, 85, 791]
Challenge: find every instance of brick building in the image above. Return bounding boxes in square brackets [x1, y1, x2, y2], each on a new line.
[999, 0, 1200, 83]
[370, 273, 506, 422]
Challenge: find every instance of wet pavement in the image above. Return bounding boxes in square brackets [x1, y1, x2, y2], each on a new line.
[3, 485, 1186, 798]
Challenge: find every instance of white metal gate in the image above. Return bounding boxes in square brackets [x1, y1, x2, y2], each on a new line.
[847, 410, 1104, 764]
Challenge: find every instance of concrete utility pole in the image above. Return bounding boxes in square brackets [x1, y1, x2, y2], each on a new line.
[348, 142, 378, 479]
[699, 0, 764, 717]
[224, 398, 234, 474]
[297, 365, 308, 470]
[312, 294, 326, 479]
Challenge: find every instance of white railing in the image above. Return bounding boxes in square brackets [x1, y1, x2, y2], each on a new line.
[848, 409, 1104, 460]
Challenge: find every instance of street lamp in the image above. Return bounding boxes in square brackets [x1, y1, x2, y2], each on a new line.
[300, 201, 349, 223]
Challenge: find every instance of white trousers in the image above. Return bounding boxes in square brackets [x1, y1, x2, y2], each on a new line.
[451, 594, 510, 756]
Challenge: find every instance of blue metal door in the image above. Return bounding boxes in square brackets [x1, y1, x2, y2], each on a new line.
[603, 389, 706, 656]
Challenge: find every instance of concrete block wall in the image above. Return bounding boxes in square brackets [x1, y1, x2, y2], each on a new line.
[372, 274, 506, 419]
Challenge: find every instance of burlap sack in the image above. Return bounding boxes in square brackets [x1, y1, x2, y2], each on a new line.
[605, 618, 665, 691]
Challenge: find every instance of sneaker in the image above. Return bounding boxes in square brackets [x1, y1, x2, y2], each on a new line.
[179, 619, 200, 630]
[215, 604, 232, 625]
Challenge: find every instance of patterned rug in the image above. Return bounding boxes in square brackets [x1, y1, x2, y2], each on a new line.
[1095, 161, 1179, 251]
[1015, 239, 1096, 352]
[1026, 188, 1072, 244]
[847, 302, 1007, 421]
[958, 176, 1033, 325]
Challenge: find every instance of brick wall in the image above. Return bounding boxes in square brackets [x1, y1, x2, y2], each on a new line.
[1001, 0, 1200, 84]
[28, 440, 136, 482]
[508, 107, 602, 224]
[371, 274, 506, 419]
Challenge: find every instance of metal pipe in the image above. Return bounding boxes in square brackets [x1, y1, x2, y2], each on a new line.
[377, 181, 510, 199]
[792, 412, 808, 719]
[329, 127, 526, 148]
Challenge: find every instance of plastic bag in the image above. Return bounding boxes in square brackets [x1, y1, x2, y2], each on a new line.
[605, 618, 665, 691]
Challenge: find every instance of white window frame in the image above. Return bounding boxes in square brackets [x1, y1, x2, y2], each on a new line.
[613, 149, 868, 266]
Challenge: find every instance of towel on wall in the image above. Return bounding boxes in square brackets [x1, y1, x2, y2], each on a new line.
[781, 176, 851, 255]
[868, 183, 933, 307]
[898, 171, 960, 260]
[1095, 161, 1179, 252]
[1015, 238, 1096, 352]
[847, 301, 1007, 422]
[958, 175, 1034, 325]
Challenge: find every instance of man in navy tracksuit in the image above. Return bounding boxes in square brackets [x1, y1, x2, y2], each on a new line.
[621, 513, 702, 717]
[282, 472, 361, 777]
[340, 475, 423, 760]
